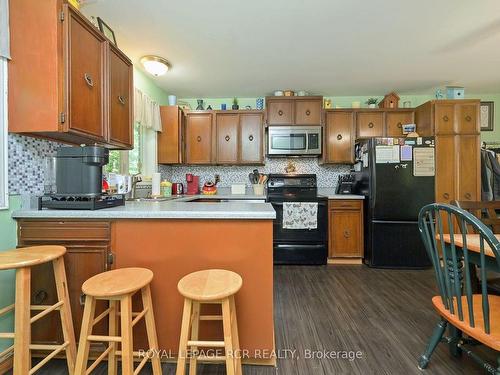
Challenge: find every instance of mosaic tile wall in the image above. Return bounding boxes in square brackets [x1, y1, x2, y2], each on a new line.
[8, 134, 62, 195]
[159, 159, 351, 188]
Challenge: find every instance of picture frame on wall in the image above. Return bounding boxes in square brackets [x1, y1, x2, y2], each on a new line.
[480, 101, 494, 131]
[97, 17, 117, 47]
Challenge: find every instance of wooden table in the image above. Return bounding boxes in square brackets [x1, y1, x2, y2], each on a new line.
[440, 234, 500, 272]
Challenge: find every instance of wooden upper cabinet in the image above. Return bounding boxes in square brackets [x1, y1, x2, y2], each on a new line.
[295, 100, 322, 125]
[67, 8, 107, 141]
[108, 45, 133, 148]
[240, 113, 264, 164]
[158, 106, 184, 164]
[356, 112, 384, 138]
[324, 111, 354, 164]
[386, 111, 414, 137]
[185, 112, 213, 164]
[8, 1, 133, 149]
[434, 103, 456, 135]
[457, 103, 479, 135]
[216, 114, 239, 164]
[267, 100, 293, 125]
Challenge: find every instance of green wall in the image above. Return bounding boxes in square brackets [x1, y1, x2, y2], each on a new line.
[180, 94, 500, 141]
[0, 196, 22, 352]
[133, 67, 170, 105]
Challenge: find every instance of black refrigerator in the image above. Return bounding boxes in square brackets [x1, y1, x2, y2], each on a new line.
[353, 137, 435, 268]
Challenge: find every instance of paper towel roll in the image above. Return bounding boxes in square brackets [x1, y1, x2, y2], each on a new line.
[152, 173, 161, 197]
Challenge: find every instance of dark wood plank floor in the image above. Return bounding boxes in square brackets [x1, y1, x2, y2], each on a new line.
[13, 265, 498, 374]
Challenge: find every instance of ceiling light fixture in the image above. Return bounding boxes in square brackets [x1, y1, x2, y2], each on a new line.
[140, 55, 170, 76]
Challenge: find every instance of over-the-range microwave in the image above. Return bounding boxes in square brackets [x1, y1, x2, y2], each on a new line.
[267, 126, 322, 156]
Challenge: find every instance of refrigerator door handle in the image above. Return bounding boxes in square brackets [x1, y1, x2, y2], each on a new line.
[370, 139, 376, 210]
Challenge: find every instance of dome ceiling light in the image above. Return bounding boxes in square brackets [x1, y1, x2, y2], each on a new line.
[140, 55, 171, 77]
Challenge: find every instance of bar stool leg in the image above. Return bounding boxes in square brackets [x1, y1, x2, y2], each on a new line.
[74, 295, 96, 375]
[189, 301, 200, 375]
[141, 285, 162, 375]
[120, 295, 134, 375]
[176, 298, 193, 375]
[13, 267, 31, 375]
[229, 296, 242, 375]
[52, 256, 77, 373]
[108, 300, 118, 375]
[221, 298, 236, 375]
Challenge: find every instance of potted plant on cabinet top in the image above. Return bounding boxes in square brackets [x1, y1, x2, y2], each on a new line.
[232, 98, 239, 110]
[366, 98, 378, 108]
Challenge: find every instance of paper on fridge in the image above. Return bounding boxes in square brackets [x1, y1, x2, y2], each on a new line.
[413, 148, 435, 176]
[375, 145, 400, 163]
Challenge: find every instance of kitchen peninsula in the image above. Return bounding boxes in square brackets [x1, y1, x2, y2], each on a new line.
[12, 197, 276, 364]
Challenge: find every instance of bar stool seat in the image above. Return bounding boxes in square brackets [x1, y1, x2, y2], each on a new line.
[0, 245, 76, 375]
[176, 269, 243, 375]
[75, 267, 162, 375]
[82, 267, 153, 298]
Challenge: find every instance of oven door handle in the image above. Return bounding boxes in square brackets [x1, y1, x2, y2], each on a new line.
[275, 244, 326, 249]
[270, 201, 327, 206]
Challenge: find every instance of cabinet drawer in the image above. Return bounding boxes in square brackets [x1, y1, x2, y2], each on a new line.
[18, 220, 111, 243]
[295, 100, 322, 125]
[356, 112, 384, 138]
[329, 200, 362, 210]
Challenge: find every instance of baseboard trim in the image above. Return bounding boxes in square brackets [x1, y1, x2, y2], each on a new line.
[328, 257, 363, 265]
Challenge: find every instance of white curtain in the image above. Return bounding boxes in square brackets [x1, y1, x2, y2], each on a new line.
[0, 0, 10, 59]
[134, 87, 162, 132]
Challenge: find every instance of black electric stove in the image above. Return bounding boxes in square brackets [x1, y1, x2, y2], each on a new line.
[38, 194, 125, 210]
[267, 174, 328, 265]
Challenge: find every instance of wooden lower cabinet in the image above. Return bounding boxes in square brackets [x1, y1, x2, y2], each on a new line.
[328, 200, 364, 262]
[17, 220, 113, 349]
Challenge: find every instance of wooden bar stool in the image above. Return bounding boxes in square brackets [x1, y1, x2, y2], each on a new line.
[74, 267, 162, 375]
[0, 245, 76, 374]
[176, 269, 243, 375]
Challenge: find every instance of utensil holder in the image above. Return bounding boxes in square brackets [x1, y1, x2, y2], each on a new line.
[252, 184, 265, 196]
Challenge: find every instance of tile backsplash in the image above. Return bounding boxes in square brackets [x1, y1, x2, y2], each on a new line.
[8, 134, 62, 195]
[160, 158, 351, 188]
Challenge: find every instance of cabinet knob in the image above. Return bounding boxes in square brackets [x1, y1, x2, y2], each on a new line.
[84, 73, 94, 87]
[397, 122, 402, 128]
[465, 192, 472, 200]
[343, 229, 351, 238]
[368, 122, 374, 128]
[465, 115, 472, 122]
[225, 135, 230, 142]
[278, 110, 284, 116]
[34, 290, 48, 304]
[80, 293, 86, 306]
[118, 95, 126, 105]
[443, 192, 450, 199]
[443, 115, 449, 122]
[248, 135, 254, 141]
[306, 110, 311, 116]
[337, 134, 342, 140]
[197, 136, 202, 142]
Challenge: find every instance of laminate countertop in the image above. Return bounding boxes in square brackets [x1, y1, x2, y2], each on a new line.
[317, 188, 365, 200]
[12, 189, 275, 220]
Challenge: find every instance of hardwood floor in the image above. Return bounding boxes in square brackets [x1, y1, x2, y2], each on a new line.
[9, 265, 498, 374]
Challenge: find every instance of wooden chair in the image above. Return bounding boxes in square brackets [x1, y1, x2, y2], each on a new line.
[418, 203, 500, 372]
[74, 267, 162, 375]
[176, 269, 243, 375]
[0, 245, 76, 374]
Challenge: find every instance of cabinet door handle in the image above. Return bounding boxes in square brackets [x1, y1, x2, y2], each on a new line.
[368, 122, 374, 128]
[443, 115, 449, 122]
[306, 110, 311, 116]
[34, 290, 48, 304]
[465, 115, 472, 122]
[225, 135, 230, 142]
[80, 293, 86, 306]
[197, 136, 202, 142]
[397, 122, 402, 128]
[118, 95, 126, 105]
[465, 192, 472, 200]
[248, 135, 254, 141]
[343, 229, 351, 238]
[337, 134, 342, 140]
[84, 73, 94, 87]
[278, 110, 284, 116]
[443, 192, 450, 199]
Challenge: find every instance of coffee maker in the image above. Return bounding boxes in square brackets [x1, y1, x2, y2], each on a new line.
[186, 173, 200, 195]
[38, 146, 125, 210]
